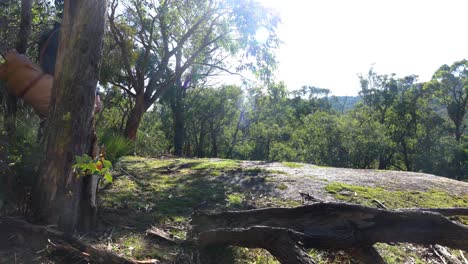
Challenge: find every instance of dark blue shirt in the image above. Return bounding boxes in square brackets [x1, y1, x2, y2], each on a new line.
[38, 22, 60, 75]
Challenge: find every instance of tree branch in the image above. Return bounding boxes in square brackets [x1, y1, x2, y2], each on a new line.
[109, 81, 136, 97]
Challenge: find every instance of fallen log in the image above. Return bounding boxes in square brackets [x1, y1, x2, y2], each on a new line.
[190, 202, 468, 264]
[401, 207, 468, 217]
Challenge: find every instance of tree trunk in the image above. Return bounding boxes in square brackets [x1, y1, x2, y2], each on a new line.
[265, 138, 270, 160]
[197, 119, 206, 157]
[401, 140, 412, 171]
[172, 101, 185, 156]
[4, 0, 33, 138]
[227, 110, 243, 158]
[378, 154, 391, 170]
[16, 0, 32, 54]
[124, 93, 145, 140]
[455, 122, 462, 143]
[32, 0, 107, 233]
[210, 122, 218, 157]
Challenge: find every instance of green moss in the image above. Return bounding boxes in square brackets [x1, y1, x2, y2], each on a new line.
[282, 162, 303, 168]
[325, 182, 468, 209]
[190, 159, 240, 170]
[264, 176, 275, 182]
[242, 167, 263, 173]
[277, 183, 288, 190]
[227, 193, 244, 206]
[210, 170, 222, 176]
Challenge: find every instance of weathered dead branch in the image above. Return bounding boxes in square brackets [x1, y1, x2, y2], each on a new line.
[190, 202, 468, 264]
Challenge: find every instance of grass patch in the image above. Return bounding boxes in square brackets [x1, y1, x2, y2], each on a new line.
[375, 244, 426, 264]
[190, 159, 240, 170]
[145, 159, 178, 169]
[308, 249, 353, 264]
[282, 162, 303, 168]
[233, 248, 279, 264]
[100, 163, 228, 230]
[114, 233, 169, 260]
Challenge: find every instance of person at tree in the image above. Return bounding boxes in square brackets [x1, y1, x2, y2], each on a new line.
[38, 16, 103, 112]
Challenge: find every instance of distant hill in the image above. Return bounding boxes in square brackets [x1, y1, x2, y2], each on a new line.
[329, 95, 361, 113]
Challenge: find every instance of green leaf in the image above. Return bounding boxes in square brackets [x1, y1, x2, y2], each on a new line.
[104, 172, 113, 183]
[103, 160, 112, 169]
[84, 163, 97, 173]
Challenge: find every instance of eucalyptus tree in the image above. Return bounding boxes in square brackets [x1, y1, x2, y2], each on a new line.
[422, 60, 468, 179]
[183, 85, 242, 157]
[425, 60, 468, 142]
[290, 86, 332, 122]
[358, 70, 400, 169]
[239, 82, 297, 161]
[104, 0, 280, 149]
[33, 0, 107, 233]
[358, 69, 399, 124]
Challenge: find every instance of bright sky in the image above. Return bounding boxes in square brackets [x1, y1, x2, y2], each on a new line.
[257, 0, 468, 96]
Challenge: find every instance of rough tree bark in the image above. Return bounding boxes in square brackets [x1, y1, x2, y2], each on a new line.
[191, 203, 468, 264]
[32, 0, 107, 233]
[123, 92, 145, 140]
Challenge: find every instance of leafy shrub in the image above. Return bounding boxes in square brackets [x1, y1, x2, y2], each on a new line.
[5, 115, 41, 186]
[99, 130, 134, 162]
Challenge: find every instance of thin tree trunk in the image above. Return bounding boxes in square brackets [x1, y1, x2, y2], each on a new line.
[16, 0, 32, 54]
[266, 138, 270, 161]
[172, 101, 185, 156]
[210, 122, 218, 157]
[32, 0, 107, 233]
[455, 122, 462, 142]
[4, 0, 33, 138]
[401, 140, 412, 171]
[227, 110, 243, 158]
[124, 93, 145, 140]
[197, 119, 206, 157]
